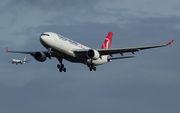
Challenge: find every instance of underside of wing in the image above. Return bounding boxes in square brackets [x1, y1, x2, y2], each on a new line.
[73, 49, 89, 58]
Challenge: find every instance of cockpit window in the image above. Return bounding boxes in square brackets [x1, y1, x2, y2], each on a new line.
[41, 34, 50, 36]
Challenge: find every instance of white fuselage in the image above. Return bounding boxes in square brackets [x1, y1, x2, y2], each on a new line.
[40, 32, 108, 66]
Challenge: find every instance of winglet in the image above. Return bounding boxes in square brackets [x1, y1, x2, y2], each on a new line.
[167, 40, 174, 45]
[6, 47, 9, 52]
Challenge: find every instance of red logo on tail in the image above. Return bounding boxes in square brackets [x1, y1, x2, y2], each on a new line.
[102, 38, 110, 49]
[101, 32, 113, 49]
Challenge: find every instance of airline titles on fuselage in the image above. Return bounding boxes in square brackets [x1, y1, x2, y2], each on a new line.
[58, 34, 87, 49]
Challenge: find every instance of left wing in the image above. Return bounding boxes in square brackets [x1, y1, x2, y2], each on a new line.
[74, 40, 174, 57]
[6, 47, 59, 57]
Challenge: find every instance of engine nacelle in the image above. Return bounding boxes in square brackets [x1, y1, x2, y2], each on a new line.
[33, 52, 46, 62]
[87, 49, 100, 60]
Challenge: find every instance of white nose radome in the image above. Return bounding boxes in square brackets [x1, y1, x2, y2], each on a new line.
[40, 33, 51, 44]
[40, 36, 47, 45]
[40, 35, 51, 48]
[40, 33, 55, 49]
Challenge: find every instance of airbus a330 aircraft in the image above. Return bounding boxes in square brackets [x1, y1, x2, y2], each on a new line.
[11, 57, 30, 65]
[6, 32, 173, 72]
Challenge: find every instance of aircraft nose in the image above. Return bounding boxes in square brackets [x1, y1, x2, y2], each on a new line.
[40, 36, 46, 44]
[40, 35, 49, 46]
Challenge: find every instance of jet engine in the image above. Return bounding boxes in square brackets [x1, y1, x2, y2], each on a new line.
[87, 49, 100, 60]
[33, 52, 46, 62]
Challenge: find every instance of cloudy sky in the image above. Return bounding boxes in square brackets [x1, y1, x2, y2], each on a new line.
[0, 0, 180, 113]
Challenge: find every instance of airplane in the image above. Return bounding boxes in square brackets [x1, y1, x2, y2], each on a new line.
[11, 57, 30, 65]
[6, 31, 173, 72]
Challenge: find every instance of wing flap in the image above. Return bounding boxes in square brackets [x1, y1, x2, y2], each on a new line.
[110, 56, 136, 60]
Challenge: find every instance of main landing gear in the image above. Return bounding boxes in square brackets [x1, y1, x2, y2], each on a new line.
[89, 66, 96, 71]
[87, 64, 96, 71]
[57, 64, 66, 72]
[56, 57, 66, 72]
[87, 59, 96, 71]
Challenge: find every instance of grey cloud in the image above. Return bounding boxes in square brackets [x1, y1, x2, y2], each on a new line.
[4, 0, 98, 12]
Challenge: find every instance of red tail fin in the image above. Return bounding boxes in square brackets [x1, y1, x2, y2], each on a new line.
[101, 32, 113, 49]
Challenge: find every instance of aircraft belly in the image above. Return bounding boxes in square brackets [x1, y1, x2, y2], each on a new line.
[64, 57, 86, 63]
[51, 45, 85, 63]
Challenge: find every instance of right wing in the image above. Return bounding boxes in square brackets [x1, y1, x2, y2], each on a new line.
[97, 42, 171, 56]
[74, 40, 174, 58]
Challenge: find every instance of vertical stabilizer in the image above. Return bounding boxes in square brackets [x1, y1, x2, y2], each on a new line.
[24, 57, 26, 61]
[101, 32, 113, 49]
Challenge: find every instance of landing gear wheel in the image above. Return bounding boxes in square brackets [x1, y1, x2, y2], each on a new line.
[87, 64, 90, 67]
[57, 64, 66, 72]
[59, 68, 63, 72]
[57, 64, 60, 69]
[63, 68, 66, 72]
[90, 67, 93, 71]
[93, 67, 96, 71]
[89, 66, 96, 71]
